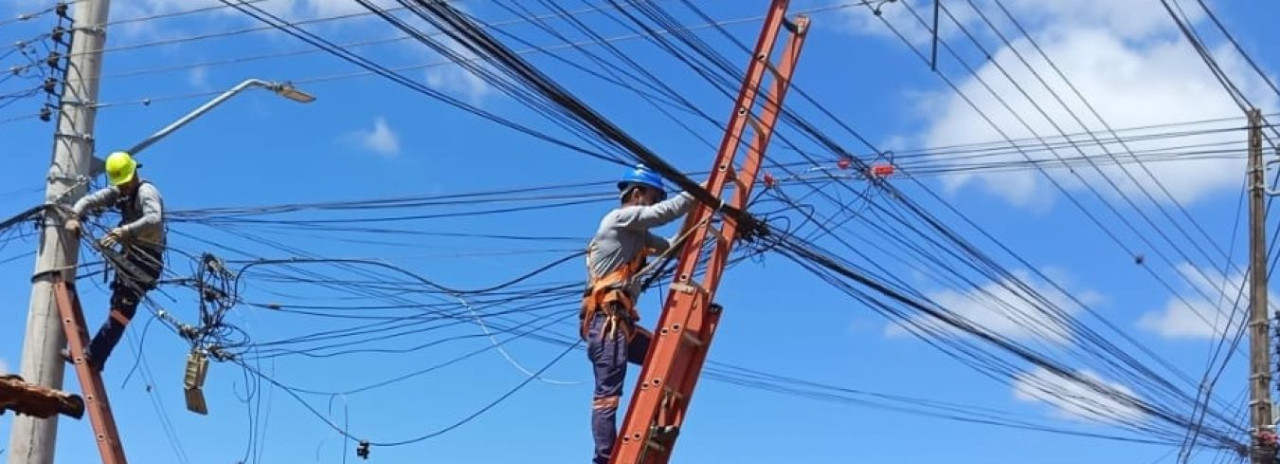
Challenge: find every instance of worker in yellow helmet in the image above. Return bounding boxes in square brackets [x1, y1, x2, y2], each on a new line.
[63, 151, 166, 372]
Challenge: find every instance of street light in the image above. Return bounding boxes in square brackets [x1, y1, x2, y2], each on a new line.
[270, 81, 315, 104]
[126, 78, 315, 156]
[88, 78, 316, 177]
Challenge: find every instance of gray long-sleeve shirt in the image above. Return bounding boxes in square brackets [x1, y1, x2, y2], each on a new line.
[71, 181, 166, 248]
[587, 192, 695, 280]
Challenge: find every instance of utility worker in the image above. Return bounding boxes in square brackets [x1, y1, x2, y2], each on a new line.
[63, 151, 166, 372]
[583, 164, 696, 464]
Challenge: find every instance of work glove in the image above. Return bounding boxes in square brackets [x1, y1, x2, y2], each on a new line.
[98, 228, 125, 248]
[64, 218, 80, 234]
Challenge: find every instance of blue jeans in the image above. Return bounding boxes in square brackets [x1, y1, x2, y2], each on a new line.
[587, 310, 651, 464]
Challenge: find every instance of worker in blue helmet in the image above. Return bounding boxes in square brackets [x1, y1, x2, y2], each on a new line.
[581, 164, 696, 464]
[616, 163, 668, 201]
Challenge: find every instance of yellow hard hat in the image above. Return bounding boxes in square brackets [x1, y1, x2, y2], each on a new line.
[104, 151, 136, 186]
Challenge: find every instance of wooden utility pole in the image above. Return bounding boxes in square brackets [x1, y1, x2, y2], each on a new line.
[1248, 108, 1276, 463]
[610, 1, 809, 462]
[9, 0, 113, 463]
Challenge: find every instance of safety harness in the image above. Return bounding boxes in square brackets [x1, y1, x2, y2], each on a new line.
[580, 239, 647, 343]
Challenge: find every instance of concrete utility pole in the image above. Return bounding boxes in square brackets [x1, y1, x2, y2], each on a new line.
[9, 0, 113, 462]
[1248, 108, 1276, 464]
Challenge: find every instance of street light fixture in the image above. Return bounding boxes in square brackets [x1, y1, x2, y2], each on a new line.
[269, 81, 316, 104]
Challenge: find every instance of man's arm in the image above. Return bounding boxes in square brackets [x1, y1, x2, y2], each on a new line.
[612, 192, 695, 231]
[119, 184, 162, 236]
[645, 231, 674, 255]
[70, 186, 119, 217]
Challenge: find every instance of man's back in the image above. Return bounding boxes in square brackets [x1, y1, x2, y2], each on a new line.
[73, 181, 166, 248]
[587, 193, 694, 279]
[119, 182, 165, 248]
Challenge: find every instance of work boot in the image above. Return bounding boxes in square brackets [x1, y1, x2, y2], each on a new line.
[651, 425, 680, 444]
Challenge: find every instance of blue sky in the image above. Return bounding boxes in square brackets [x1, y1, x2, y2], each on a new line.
[1, 0, 1279, 463]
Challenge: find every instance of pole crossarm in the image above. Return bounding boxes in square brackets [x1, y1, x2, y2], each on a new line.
[0, 375, 84, 420]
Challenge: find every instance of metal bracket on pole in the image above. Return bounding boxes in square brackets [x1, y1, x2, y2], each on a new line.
[1265, 158, 1280, 197]
[52, 130, 92, 142]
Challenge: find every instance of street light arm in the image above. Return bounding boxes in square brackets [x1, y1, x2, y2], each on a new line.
[125, 78, 274, 156]
[70, 78, 313, 204]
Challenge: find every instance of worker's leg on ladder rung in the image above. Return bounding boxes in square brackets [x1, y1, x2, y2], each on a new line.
[89, 245, 163, 371]
[627, 326, 651, 366]
[87, 286, 139, 371]
[588, 311, 628, 464]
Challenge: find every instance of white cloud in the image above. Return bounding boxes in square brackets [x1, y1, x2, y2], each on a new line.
[837, 0, 1201, 45]
[1013, 366, 1147, 425]
[112, 0, 372, 19]
[107, 0, 400, 38]
[345, 116, 400, 157]
[188, 66, 209, 89]
[298, 0, 373, 18]
[886, 269, 1103, 344]
[997, 0, 1204, 41]
[838, 0, 953, 46]
[1138, 263, 1254, 340]
[413, 5, 495, 104]
[919, 31, 1273, 207]
[838, 0, 1278, 208]
[111, 0, 494, 102]
[425, 63, 492, 104]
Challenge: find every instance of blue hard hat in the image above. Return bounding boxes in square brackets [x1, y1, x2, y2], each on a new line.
[617, 164, 667, 200]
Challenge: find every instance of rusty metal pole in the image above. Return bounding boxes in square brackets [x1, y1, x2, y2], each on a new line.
[610, 2, 808, 462]
[1248, 108, 1276, 463]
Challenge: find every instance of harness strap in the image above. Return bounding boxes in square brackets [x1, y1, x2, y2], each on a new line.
[580, 239, 647, 341]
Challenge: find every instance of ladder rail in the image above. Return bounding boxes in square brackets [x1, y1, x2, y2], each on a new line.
[52, 276, 128, 464]
[610, 1, 809, 462]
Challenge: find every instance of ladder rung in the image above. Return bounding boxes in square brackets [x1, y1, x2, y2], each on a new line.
[707, 224, 727, 241]
[746, 114, 765, 133]
[681, 331, 704, 348]
[669, 282, 706, 296]
[666, 388, 685, 402]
